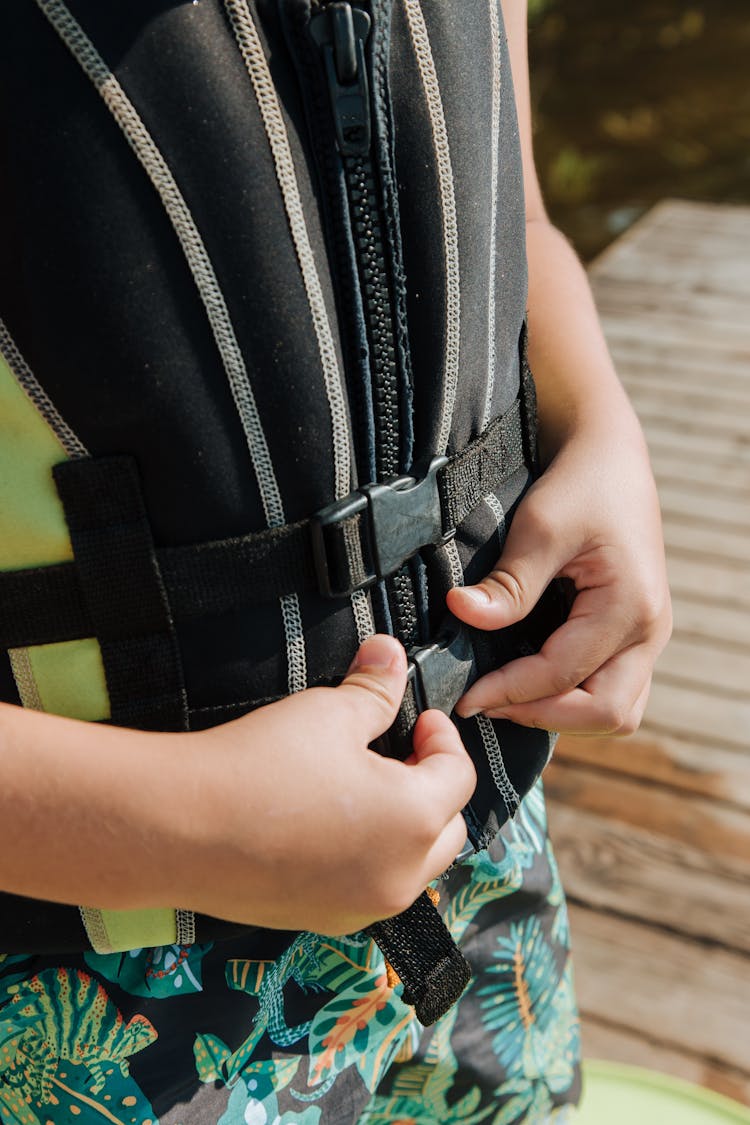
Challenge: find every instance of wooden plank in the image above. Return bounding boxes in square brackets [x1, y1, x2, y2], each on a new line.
[543, 761, 750, 862]
[667, 555, 750, 609]
[657, 636, 750, 696]
[650, 451, 750, 495]
[597, 314, 750, 355]
[627, 383, 750, 425]
[656, 483, 750, 531]
[568, 904, 750, 1073]
[603, 335, 750, 386]
[662, 519, 750, 567]
[546, 803, 750, 953]
[621, 366, 750, 407]
[671, 594, 750, 650]
[628, 392, 750, 441]
[594, 251, 750, 298]
[598, 319, 750, 362]
[643, 422, 750, 465]
[552, 731, 750, 811]
[593, 275, 750, 324]
[561, 202, 750, 1098]
[645, 679, 750, 751]
[581, 1020, 750, 1107]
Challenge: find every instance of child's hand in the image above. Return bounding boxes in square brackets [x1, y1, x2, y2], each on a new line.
[449, 426, 672, 736]
[184, 635, 476, 935]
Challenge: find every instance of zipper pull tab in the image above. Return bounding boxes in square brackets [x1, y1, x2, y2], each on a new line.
[310, 2, 372, 156]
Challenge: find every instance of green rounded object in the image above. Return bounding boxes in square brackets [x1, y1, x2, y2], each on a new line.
[578, 1061, 750, 1124]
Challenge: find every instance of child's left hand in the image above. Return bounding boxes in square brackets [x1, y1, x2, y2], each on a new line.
[449, 424, 672, 736]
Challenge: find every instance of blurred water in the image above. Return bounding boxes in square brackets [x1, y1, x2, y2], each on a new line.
[529, 0, 750, 259]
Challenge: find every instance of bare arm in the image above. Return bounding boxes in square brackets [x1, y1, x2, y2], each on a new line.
[0, 635, 475, 935]
[451, 0, 672, 735]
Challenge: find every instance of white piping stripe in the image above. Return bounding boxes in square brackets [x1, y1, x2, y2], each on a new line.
[477, 713, 521, 816]
[445, 536, 518, 815]
[351, 588, 376, 644]
[8, 649, 45, 712]
[37, 0, 308, 694]
[223, 0, 371, 655]
[444, 538, 465, 592]
[0, 317, 88, 459]
[224, 0, 351, 504]
[484, 490, 505, 534]
[482, 0, 502, 429]
[79, 907, 114, 954]
[280, 591, 308, 694]
[36, 0, 285, 529]
[401, 4, 516, 810]
[175, 908, 197, 946]
[402, 0, 461, 456]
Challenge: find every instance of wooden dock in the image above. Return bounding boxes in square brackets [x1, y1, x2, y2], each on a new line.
[544, 200, 750, 1104]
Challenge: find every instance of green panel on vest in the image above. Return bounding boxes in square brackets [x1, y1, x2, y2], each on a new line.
[26, 639, 111, 722]
[1, 347, 177, 951]
[0, 353, 72, 570]
[96, 908, 178, 955]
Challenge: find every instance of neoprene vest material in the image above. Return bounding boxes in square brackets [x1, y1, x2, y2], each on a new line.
[0, 0, 567, 1022]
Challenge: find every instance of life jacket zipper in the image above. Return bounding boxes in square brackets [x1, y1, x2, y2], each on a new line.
[284, 0, 420, 654]
[310, 0, 401, 480]
[310, 1, 420, 655]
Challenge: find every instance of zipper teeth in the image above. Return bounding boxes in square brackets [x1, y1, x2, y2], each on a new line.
[343, 154, 400, 477]
[390, 566, 419, 648]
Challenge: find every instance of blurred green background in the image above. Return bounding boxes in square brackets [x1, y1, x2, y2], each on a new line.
[528, 0, 750, 260]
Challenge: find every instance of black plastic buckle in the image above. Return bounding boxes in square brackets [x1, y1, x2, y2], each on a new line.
[407, 624, 477, 716]
[311, 456, 452, 599]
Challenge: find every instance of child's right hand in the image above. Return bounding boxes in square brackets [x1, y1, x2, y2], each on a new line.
[181, 634, 476, 936]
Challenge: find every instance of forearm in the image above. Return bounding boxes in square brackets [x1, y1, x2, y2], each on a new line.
[0, 702, 197, 909]
[525, 217, 644, 463]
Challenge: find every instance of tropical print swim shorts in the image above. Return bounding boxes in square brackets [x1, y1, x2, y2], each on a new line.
[0, 782, 580, 1124]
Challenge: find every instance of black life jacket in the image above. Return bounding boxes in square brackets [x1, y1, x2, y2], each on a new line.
[0, 0, 567, 1023]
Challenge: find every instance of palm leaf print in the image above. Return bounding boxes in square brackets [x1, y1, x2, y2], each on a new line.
[545, 841, 571, 948]
[478, 918, 560, 1076]
[491, 1075, 555, 1124]
[85, 943, 213, 998]
[0, 968, 157, 1125]
[307, 971, 396, 1087]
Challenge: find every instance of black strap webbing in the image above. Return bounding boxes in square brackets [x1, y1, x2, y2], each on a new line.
[366, 890, 472, 1025]
[52, 458, 188, 732]
[0, 399, 527, 650]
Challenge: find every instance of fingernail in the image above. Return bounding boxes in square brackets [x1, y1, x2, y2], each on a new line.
[461, 587, 490, 607]
[458, 706, 482, 719]
[352, 635, 396, 670]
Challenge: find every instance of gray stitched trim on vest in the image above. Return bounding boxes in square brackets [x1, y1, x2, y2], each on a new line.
[224, 0, 374, 658]
[484, 491, 506, 536]
[0, 316, 88, 459]
[224, 0, 351, 505]
[445, 533, 519, 819]
[482, 0, 503, 430]
[79, 906, 114, 954]
[8, 648, 45, 712]
[175, 908, 197, 946]
[36, 0, 309, 696]
[35, 1, 285, 528]
[401, 4, 518, 813]
[402, 0, 461, 457]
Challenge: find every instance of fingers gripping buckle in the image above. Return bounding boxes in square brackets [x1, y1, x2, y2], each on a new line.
[311, 456, 452, 598]
[408, 624, 477, 716]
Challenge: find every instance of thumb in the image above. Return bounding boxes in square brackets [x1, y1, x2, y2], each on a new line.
[447, 495, 569, 630]
[338, 634, 408, 742]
